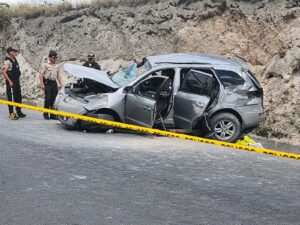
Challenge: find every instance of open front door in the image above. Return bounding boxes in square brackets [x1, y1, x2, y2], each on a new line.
[125, 76, 170, 127]
[174, 70, 216, 131]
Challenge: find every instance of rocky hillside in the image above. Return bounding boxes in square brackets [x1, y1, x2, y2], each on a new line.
[0, 0, 299, 144]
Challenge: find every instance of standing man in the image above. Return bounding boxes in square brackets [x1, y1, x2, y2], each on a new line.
[39, 50, 62, 120]
[2, 47, 26, 119]
[83, 53, 101, 70]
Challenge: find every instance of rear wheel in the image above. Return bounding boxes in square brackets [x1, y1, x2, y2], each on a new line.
[210, 113, 241, 142]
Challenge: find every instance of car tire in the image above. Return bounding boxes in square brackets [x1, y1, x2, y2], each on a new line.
[79, 113, 115, 132]
[210, 113, 241, 143]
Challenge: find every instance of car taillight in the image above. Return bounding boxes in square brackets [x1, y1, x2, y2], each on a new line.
[248, 89, 263, 98]
[247, 89, 263, 107]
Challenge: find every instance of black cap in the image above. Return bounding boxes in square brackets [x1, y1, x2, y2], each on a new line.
[49, 50, 58, 58]
[87, 53, 95, 58]
[6, 47, 18, 53]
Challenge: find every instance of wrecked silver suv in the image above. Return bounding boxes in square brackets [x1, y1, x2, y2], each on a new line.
[54, 53, 264, 142]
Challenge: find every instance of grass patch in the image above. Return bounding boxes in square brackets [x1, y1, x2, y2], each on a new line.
[254, 126, 272, 137]
[0, 5, 11, 30]
[254, 126, 288, 139]
[2, 0, 155, 19]
[8, 1, 73, 19]
[270, 130, 287, 139]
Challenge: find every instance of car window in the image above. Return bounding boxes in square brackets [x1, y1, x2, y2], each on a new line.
[180, 68, 214, 82]
[180, 71, 215, 96]
[131, 68, 175, 88]
[135, 77, 167, 100]
[111, 63, 150, 87]
[247, 70, 261, 88]
[215, 70, 244, 87]
[151, 69, 175, 82]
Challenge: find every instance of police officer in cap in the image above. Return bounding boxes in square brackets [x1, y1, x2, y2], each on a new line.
[39, 50, 63, 120]
[2, 47, 26, 119]
[83, 53, 101, 70]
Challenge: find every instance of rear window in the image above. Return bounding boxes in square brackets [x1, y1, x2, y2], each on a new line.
[180, 68, 214, 83]
[247, 70, 261, 88]
[215, 70, 244, 87]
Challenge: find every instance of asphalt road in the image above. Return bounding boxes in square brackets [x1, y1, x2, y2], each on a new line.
[0, 105, 300, 225]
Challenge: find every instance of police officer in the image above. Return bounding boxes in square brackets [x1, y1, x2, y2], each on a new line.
[83, 53, 101, 70]
[39, 50, 63, 120]
[2, 47, 26, 119]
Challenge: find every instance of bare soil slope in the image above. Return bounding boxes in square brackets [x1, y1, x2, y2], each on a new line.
[0, 0, 299, 144]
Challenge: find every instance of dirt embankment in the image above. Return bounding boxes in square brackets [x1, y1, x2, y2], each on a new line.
[0, 0, 299, 144]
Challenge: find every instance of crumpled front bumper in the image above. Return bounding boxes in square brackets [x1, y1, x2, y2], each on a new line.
[55, 97, 88, 128]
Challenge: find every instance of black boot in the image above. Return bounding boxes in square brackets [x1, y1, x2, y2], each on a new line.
[43, 113, 50, 120]
[17, 111, 26, 118]
[49, 114, 57, 120]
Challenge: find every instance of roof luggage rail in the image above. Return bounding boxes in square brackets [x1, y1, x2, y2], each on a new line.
[155, 62, 212, 65]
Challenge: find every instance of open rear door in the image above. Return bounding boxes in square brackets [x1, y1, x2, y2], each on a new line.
[174, 70, 215, 131]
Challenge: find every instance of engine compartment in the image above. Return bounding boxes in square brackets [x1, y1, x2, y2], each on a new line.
[64, 78, 117, 98]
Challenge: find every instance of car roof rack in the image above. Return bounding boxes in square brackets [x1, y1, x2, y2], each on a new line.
[155, 62, 212, 65]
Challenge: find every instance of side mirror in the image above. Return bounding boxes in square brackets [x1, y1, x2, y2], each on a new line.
[124, 86, 133, 94]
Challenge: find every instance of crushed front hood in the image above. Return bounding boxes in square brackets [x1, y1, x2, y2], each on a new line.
[64, 64, 119, 88]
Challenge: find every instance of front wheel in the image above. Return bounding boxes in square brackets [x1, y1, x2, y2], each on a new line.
[210, 113, 242, 142]
[78, 113, 115, 132]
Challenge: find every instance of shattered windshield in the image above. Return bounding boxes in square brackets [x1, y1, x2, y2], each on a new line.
[110, 61, 151, 87]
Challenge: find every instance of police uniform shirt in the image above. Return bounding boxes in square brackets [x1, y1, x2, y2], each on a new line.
[2, 58, 15, 71]
[40, 61, 60, 81]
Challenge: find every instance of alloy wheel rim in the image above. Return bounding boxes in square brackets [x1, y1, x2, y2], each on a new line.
[214, 120, 235, 141]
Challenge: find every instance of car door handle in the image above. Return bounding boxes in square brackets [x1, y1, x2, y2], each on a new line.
[144, 106, 152, 111]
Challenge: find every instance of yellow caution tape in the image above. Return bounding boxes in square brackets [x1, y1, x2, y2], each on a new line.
[0, 99, 299, 160]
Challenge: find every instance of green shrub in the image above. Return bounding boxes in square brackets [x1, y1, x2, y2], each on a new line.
[0, 6, 11, 30]
[4, 0, 156, 20]
[254, 126, 271, 137]
[271, 130, 287, 138]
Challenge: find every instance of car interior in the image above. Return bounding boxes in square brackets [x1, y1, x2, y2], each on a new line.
[133, 69, 175, 128]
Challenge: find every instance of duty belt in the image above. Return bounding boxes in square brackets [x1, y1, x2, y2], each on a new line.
[44, 78, 56, 85]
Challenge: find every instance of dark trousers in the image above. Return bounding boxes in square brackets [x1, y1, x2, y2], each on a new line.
[44, 81, 58, 110]
[6, 79, 22, 114]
